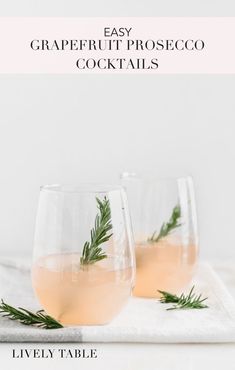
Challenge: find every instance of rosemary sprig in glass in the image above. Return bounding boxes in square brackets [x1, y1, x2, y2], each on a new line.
[0, 299, 63, 329]
[158, 286, 208, 310]
[148, 204, 181, 243]
[0, 197, 113, 328]
[80, 196, 112, 265]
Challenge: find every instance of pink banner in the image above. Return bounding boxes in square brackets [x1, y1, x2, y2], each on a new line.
[0, 17, 234, 73]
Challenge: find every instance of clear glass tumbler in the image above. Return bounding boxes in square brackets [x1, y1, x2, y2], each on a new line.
[32, 184, 135, 326]
[121, 174, 199, 298]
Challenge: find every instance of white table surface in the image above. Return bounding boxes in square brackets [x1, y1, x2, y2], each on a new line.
[1, 260, 235, 369]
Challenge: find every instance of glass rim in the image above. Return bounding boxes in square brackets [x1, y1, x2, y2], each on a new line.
[120, 172, 193, 182]
[40, 183, 124, 194]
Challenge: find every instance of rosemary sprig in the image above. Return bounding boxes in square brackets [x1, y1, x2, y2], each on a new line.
[148, 204, 181, 243]
[158, 286, 208, 310]
[80, 196, 112, 265]
[0, 299, 63, 329]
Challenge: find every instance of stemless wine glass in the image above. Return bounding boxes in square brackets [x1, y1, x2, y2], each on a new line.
[32, 184, 135, 326]
[120, 173, 199, 298]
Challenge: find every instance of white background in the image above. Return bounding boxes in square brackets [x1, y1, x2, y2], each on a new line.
[0, 0, 235, 16]
[0, 74, 234, 259]
[1, 1, 235, 370]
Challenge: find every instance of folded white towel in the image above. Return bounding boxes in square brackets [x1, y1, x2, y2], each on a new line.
[0, 259, 235, 343]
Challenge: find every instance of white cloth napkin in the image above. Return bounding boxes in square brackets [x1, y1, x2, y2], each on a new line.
[0, 258, 235, 343]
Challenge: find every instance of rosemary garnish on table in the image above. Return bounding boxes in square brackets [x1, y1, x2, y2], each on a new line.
[148, 204, 181, 243]
[80, 196, 112, 265]
[158, 286, 208, 310]
[0, 299, 63, 329]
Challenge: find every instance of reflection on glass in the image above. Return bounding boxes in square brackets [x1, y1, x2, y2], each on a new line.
[32, 184, 135, 325]
[121, 174, 198, 298]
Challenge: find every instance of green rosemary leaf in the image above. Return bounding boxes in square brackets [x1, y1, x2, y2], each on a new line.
[80, 196, 112, 265]
[158, 286, 209, 310]
[0, 300, 63, 329]
[148, 204, 181, 243]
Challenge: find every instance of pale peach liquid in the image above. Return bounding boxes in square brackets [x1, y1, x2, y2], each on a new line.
[133, 238, 198, 298]
[32, 253, 133, 326]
